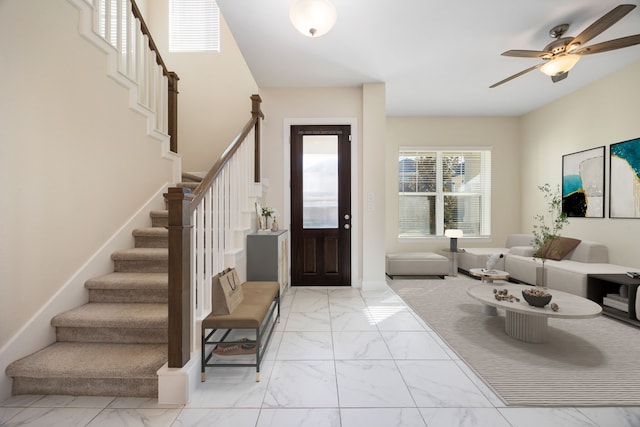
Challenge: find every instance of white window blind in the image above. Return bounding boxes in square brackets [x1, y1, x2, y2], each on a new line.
[398, 149, 492, 238]
[169, 0, 220, 52]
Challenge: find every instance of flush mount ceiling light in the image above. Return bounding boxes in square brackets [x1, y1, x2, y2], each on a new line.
[289, 0, 337, 37]
[540, 53, 581, 76]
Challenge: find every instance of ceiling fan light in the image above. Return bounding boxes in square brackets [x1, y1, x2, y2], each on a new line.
[290, 0, 337, 38]
[540, 54, 581, 76]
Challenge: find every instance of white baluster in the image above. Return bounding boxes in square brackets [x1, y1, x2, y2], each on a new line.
[190, 209, 198, 352]
[116, 0, 124, 73]
[196, 201, 205, 318]
[204, 187, 213, 315]
[127, 10, 136, 80]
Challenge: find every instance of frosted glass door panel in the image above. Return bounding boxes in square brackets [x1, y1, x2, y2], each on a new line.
[303, 135, 338, 228]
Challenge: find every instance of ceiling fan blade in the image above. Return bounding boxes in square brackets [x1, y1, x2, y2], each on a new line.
[575, 34, 640, 55]
[551, 72, 568, 83]
[501, 49, 550, 58]
[570, 4, 636, 48]
[489, 63, 544, 88]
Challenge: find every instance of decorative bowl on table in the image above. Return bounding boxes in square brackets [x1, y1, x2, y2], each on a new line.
[522, 288, 552, 307]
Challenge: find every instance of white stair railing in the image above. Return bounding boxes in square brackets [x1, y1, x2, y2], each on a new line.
[165, 95, 263, 369]
[68, 0, 178, 151]
[190, 130, 256, 343]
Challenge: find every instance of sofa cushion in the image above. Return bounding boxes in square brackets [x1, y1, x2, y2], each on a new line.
[509, 246, 536, 257]
[565, 240, 609, 263]
[535, 237, 581, 261]
[505, 234, 533, 248]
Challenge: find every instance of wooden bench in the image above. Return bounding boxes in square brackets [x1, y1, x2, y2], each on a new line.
[201, 281, 280, 382]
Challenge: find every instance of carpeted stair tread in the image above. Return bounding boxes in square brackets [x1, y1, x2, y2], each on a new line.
[52, 303, 167, 328]
[85, 272, 168, 290]
[133, 227, 168, 237]
[111, 248, 167, 261]
[149, 210, 168, 228]
[7, 342, 166, 379]
[111, 248, 168, 273]
[182, 172, 204, 182]
[177, 182, 198, 190]
[133, 227, 168, 248]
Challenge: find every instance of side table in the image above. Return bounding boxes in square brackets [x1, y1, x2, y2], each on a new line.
[441, 248, 465, 277]
[468, 268, 511, 316]
[469, 268, 510, 284]
[587, 274, 640, 326]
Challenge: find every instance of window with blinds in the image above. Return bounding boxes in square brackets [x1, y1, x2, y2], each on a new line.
[398, 149, 492, 238]
[169, 0, 220, 52]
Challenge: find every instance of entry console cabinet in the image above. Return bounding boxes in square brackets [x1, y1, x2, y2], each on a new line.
[247, 230, 289, 294]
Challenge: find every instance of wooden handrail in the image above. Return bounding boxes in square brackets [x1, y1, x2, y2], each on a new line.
[131, 0, 169, 75]
[166, 94, 263, 368]
[130, 0, 180, 152]
[190, 95, 263, 210]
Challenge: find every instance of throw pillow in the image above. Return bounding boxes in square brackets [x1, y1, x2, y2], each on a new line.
[535, 237, 581, 261]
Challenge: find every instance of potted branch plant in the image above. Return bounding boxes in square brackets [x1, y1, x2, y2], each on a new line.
[261, 205, 275, 230]
[531, 183, 570, 287]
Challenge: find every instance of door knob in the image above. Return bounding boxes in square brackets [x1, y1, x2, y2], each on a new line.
[344, 224, 350, 230]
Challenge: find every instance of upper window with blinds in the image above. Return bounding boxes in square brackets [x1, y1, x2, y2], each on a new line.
[398, 149, 492, 238]
[169, 0, 220, 52]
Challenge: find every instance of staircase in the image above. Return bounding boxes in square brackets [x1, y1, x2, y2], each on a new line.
[6, 205, 173, 397]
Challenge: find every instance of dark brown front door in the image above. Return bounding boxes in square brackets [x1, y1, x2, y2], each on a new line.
[290, 125, 351, 286]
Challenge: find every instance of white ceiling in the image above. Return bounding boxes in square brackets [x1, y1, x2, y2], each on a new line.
[216, 0, 640, 117]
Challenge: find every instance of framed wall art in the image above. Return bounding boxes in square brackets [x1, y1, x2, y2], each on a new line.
[562, 146, 605, 217]
[610, 137, 640, 218]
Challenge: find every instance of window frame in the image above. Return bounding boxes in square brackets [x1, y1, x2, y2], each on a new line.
[398, 147, 492, 239]
[169, 0, 220, 53]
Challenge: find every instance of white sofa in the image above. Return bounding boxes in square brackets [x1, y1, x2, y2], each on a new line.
[458, 234, 636, 298]
[457, 234, 533, 273]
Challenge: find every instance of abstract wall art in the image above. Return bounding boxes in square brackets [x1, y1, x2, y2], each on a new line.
[610, 137, 640, 218]
[562, 146, 605, 217]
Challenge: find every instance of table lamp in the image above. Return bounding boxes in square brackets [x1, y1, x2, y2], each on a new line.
[444, 229, 463, 252]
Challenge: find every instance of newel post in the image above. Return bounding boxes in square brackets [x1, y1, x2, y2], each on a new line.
[167, 72, 180, 153]
[165, 187, 193, 368]
[251, 94, 262, 183]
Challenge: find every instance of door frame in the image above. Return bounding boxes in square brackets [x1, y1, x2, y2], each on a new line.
[283, 118, 360, 288]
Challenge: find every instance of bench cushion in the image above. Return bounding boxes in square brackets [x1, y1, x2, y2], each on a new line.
[202, 281, 279, 329]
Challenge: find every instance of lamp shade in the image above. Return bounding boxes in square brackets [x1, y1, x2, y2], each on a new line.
[444, 229, 463, 238]
[540, 54, 580, 76]
[289, 0, 337, 37]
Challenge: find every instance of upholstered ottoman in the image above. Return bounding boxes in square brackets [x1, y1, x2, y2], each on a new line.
[385, 252, 450, 278]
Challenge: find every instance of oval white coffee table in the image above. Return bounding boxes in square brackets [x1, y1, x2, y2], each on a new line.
[467, 284, 602, 343]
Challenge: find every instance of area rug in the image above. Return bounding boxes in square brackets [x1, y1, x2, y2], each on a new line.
[389, 277, 640, 407]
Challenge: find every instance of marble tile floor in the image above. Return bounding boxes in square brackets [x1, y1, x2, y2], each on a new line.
[2, 283, 640, 427]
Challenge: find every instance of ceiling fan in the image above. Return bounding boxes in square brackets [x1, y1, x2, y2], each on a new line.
[490, 4, 640, 88]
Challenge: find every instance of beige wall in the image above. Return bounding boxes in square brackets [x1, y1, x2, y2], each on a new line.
[521, 60, 640, 267]
[145, 2, 259, 172]
[0, 0, 176, 347]
[385, 117, 522, 254]
[361, 84, 387, 288]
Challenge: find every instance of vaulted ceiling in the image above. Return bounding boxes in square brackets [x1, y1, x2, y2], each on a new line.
[217, 0, 640, 116]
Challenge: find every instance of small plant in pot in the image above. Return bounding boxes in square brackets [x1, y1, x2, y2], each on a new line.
[531, 183, 570, 287]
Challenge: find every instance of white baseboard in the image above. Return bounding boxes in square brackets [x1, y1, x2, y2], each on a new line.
[157, 353, 201, 405]
[361, 280, 388, 291]
[0, 184, 169, 401]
